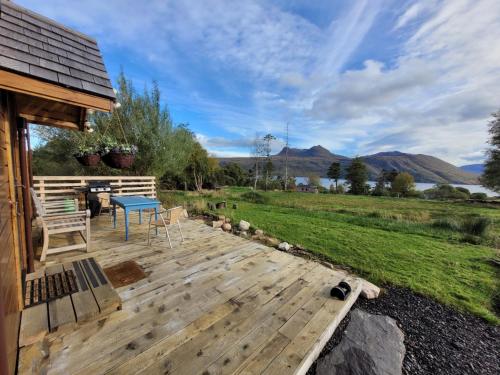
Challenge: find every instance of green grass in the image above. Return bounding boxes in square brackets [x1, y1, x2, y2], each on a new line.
[159, 188, 500, 324]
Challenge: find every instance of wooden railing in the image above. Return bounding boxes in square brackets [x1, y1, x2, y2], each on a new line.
[33, 176, 156, 202]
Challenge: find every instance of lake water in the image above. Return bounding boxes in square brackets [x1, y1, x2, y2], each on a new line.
[295, 177, 498, 197]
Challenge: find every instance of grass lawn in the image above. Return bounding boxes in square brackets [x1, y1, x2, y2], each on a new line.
[159, 188, 499, 324]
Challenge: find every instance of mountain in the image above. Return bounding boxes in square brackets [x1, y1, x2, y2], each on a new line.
[460, 164, 484, 174]
[218, 146, 480, 184]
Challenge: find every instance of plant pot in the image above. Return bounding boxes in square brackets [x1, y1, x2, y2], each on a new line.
[75, 153, 101, 167]
[102, 152, 135, 169]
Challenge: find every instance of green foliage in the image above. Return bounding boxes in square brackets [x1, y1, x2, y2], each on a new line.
[482, 110, 500, 192]
[33, 71, 197, 179]
[346, 157, 368, 195]
[471, 192, 488, 200]
[327, 162, 341, 189]
[215, 163, 249, 186]
[432, 217, 461, 231]
[455, 186, 471, 197]
[424, 184, 470, 200]
[461, 216, 491, 237]
[391, 172, 416, 197]
[307, 174, 321, 187]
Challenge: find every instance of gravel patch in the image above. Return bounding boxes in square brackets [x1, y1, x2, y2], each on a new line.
[308, 286, 500, 375]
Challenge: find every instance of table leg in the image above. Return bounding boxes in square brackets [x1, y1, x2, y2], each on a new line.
[139, 209, 142, 224]
[155, 207, 158, 236]
[125, 208, 129, 241]
[113, 203, 117, 228]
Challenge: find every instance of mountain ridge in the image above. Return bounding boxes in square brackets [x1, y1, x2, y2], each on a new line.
[218, 146, 480, 184]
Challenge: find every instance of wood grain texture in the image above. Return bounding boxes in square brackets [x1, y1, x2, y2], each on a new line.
[19, 214, 361, 375]
[0, 90, 21, 375]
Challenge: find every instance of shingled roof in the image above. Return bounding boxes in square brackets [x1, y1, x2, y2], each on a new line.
[0, 0, 115, 100]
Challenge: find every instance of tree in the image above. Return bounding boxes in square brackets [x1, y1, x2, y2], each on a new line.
[391, 172, 415, 197]
[262, 133, 276, 191]
[32, 71, 197, 179]
[482, 111, 500, 192]
[185, 142, 209, 192]
[372, 171, 388, 196]
[251, 135, 265, 190]
[345, 157, 368, 195]
[327, 162, 341, 191]
[307, 174, 321, 187]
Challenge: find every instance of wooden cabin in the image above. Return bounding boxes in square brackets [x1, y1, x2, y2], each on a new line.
[0, 1, 115, 373]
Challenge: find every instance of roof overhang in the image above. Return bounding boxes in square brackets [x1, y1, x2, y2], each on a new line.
[0, 69, 114, 131]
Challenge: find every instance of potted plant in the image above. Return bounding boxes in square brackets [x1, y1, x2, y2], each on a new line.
[74, 134, 101, 167]
[100, 136, 138, 169]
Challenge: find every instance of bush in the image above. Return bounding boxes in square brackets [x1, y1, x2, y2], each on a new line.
[424, 184, 469, 200]
[432, 217, 461, 231]
[456, 187, 471, 197]
[470, 192, 488, 200]
[240, 191, 269, 204]
[461, 216, 491, 237]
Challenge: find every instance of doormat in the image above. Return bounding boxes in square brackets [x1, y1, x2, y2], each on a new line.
[24, 270, 78, 308]
[103, 260, 146, 288]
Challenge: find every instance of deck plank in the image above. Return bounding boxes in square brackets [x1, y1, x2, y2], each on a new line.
[19, 270, 49, 347]
[20, 215, 361, 375]
[45, 264, 77, 333]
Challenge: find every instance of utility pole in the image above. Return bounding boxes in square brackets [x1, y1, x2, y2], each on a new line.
[284, 122, 289, 191]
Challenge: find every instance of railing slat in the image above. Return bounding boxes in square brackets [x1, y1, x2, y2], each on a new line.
[33, 176, 157, 202]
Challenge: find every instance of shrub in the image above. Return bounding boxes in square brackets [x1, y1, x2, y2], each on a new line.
[240, 191, 269, 204]
[456, 187, 471, 197]
[470, 192, 488, 200]
[461, 216, 491, 237]
[432, 217, 461, 231]
[461, 234, 482, 245]
[424, 184, 469, 200]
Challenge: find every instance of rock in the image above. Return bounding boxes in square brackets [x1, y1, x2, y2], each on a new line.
[320, 261, 334, 270]
[265, 237, 280, 247]
[239, 220, 250, 231]
[218, 215, 225, 221]
[240, 231, 247, 237]
[222, 223, 232, 231]
[182, 209, 189, 218]
[224, 217, 231, 223]
[316, 309, 405, 375]
[360, 280, 381, 300]
[212, 220, 224, 228]
[278, 242, 291, 251]
[254, 229, 264, 237]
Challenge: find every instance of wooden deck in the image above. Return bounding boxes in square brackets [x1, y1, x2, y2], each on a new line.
[19, 213, 361, 375]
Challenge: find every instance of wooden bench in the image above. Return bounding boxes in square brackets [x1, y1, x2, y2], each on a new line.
[31, 188, 91, 262]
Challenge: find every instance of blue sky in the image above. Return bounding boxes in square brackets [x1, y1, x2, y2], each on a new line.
[19, 0, 500, 165]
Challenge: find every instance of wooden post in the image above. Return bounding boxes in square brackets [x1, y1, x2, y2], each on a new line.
[18, 117, 34, 273]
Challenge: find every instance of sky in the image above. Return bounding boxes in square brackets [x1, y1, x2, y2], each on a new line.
[18, 0, 500, 165]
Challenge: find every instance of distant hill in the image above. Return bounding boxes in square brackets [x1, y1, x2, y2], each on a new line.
[460, 164, 484, 174]
[218, 146, 480, 184]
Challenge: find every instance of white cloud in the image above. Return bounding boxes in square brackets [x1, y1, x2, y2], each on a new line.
[17, 0, 500, 165]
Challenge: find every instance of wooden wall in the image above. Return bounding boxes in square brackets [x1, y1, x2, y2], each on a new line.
[0, 90, 23, 375]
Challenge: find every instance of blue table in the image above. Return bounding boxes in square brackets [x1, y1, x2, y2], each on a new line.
[110, 195, 160, 241]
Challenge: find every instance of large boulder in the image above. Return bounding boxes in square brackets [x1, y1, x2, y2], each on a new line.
[239, 220, 250, 231]
[316, 309, 405, 375]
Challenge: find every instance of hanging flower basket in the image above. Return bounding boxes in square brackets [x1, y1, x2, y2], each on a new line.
[102, 151, 135, 169]
[75, 153, 101, 167]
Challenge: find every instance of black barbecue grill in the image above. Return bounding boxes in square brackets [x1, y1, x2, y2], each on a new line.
[75, 181, 113, 216]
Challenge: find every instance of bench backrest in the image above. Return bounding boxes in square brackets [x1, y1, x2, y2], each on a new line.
[33, 176, 157, 203]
